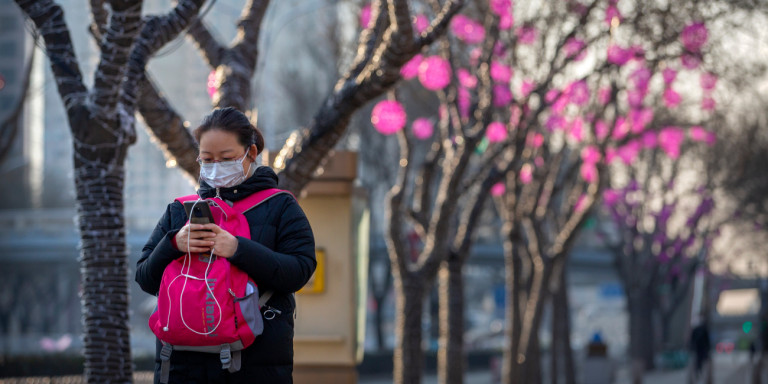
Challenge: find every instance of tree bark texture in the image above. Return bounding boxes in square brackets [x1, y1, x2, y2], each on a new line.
[552, 269, 576, 384]
[628, 288, 656, 377]
[438, 257, 465, 384]
[393, 272, 427, 384]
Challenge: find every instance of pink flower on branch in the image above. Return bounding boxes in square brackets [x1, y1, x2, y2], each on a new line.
[400, 54, 423, 80]
[520, 80, 536, 99]
[569, 117, 585, 142]
[681, 22, 708, 52]
[458, 87, 471, 119]
[662, 68, 678, 85]
[207, 71, 217, 99]
[528, 133, 544, 148]
[701, 96, 716, 111]
[681, 53, 701, 69]
[595, 120, 609, 140]
[451, 15, 485, 44]
[499, 13, 514, 30]
[491, 182, 506, 197]
[457, 68, 477, 89]
[700, 72, 718, 91]
[494, 84, 513, 106]
[641, 131, 658, 149]
[581, 146, 601, 164]
[360, 4, 372, 28]
[412, 118, 434, 140]
[658, 126, 686, 159]
[517, 26, 538, 45]
[663, 88, 681, 108]
[629, 108, 653, 133]
[414, 14, 430, 34]
[418, 56, 452, 90]
[689, 126, 716, 145]
[520, 163, 534, 184]
[371, 100, 407, 135]
[564, 38, 587, 61]
[605, 5, 622, 26]
[616, 140, 641, 164]
[598, 87, 612, 105]
[486, 121, 508, 143]
[491, 0, 512, 15]
[574, 194, 589, 212]
[565, 80, 589, 106]
[607, 45, 632, 66]
[491, 61, 513, 83]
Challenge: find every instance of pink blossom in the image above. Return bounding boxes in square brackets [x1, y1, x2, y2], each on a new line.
[574, 194, 589, 212]
[491, 182, 506, 197]
[629, 108, 653, 133]
[681, 53, 701, 69]
[491, 61, 513, 83]
[486, 121, 508, 143]
[612, 116, 629, 140]
[658, 126, 686, 159]
[663, 88, 681, 108]
[494, 84, 513, 106]
[565, 80, 589, 106]
[470, 47, 482, 66]
[494, 42, 507, 57]
[641, 131, 658, 149]
[520, 80, 536, 98]
[616, 140, 641, 164]
[414, 14, 430, 34]
[581, 146, 601, 164]
[595, 120, 609, 140]
[371, 100, 407, 135]
[458, 87, 471, 119]
[662, 68, 678, 85]
[605, 5, 622, 26]
[520, 164, 533, 184]
[418, 56, 452, 90]
[605, 147, 617, 164]
[626, 88, 646, 109]
[491, 0, 512, 15]
[412, 118, 434, 140]
[545, 89, 560, 103]
[509, 105, 522, 127]
[517, 26, 537, 45]
[458, 68, 477, 89]
[603, 189, 620, 206]
[681, 22, 708, 52]
[598, 87, 612, 105]
[564, 38, 587, 61]
[701, 96, 716, 111]
[546, 114, 566, 131]
[360, 4, 372, 28]
[451, 15, 485, 44]
[528, 133, 544, 148]
[499, 13, 514, 30]
[630, 67, 652, 92]
[400, 54, 423, 80]
[607, 45, 632, 66]
[569, 117, 584, 142]
[689, 126, 717, 146]
[631, 45, 646, 59]
[700, 72, 718, 91]
[207, 71, 217, 99]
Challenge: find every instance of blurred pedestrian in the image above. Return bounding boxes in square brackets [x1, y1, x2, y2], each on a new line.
[688, 317, 711, 384]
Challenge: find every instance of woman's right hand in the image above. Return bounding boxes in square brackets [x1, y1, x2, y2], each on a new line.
[174, 224, 216, 253]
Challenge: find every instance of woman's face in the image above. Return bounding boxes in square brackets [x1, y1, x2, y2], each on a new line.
[198, 129, 255, 173]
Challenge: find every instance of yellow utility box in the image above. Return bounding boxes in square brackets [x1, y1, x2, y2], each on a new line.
[267, 151, 368, 384]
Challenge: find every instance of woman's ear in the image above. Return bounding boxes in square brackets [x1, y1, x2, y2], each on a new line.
[248, 144, 258, 162]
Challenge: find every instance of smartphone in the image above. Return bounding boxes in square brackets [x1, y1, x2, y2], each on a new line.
[183, 200, 215, 226]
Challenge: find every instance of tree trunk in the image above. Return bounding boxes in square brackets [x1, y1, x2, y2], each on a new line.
[394, 272, 427, 384]
[628, 288, 656, 381]
[70, 110, 132, 382]
[502, 233, 522, 384]
[438, 257, 465, 384]
[552, 270, 576, 384]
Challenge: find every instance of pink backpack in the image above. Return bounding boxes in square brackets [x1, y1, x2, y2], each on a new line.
[149, 188, 289, 383]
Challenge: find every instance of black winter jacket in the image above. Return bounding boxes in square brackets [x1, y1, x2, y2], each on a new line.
[136, 166, 316, 384]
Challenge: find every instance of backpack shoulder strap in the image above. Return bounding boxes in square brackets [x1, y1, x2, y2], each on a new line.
[233, 188, 293, 214]
[174, 194, 202, 204]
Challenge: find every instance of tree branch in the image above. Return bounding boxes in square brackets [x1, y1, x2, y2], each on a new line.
[15, 0, 88, 113]
[187, 21, 224, 67]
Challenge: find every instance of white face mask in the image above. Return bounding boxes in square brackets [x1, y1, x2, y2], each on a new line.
[199, 152, 252, 189]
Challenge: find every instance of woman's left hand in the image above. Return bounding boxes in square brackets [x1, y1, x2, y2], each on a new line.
[199, 223, 239, 258]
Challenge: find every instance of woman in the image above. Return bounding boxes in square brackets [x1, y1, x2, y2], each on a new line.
[136, 107, 316, 383]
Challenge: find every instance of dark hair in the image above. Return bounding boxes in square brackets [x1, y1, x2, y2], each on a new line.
[194, 107, 265, 155]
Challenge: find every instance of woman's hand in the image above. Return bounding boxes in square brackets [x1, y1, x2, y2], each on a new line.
[174, 224, 216, 254]
[199, 223, 239, 258]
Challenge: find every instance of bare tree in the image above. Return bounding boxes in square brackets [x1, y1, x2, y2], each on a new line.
[14, 1, 205, 381]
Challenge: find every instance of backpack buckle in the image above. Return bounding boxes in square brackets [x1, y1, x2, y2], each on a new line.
[263, 306, 282, 320]
[220, 345, 232, 369]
